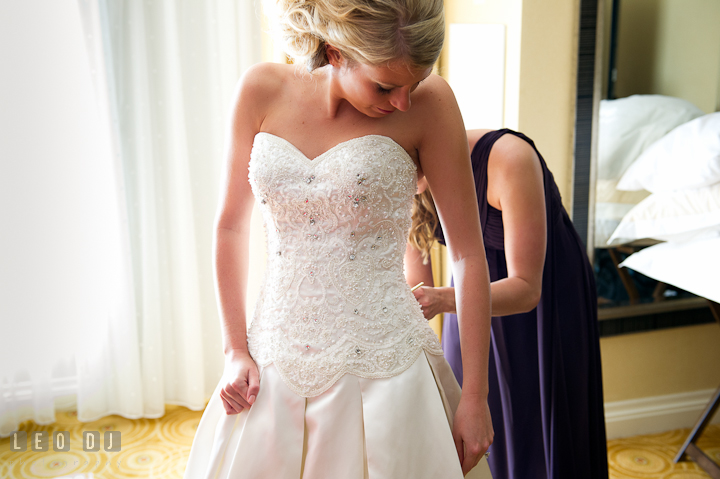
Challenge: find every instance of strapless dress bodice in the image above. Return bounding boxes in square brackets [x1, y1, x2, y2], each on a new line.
[246, 132, 443, 397]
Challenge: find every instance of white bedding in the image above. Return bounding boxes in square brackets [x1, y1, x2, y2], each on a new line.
[595, 202, 637, 247]
[617, 112, 720, 193]
[608, 183, 720, 245]
[598, 97, 720, 303]
[598, 95, 704, 181]
[593, 95, 699, 247]
[596, 99, 719, 249]
[619, 234, 720, 303]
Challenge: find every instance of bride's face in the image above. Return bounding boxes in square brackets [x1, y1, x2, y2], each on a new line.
[328, 48, 431, 118]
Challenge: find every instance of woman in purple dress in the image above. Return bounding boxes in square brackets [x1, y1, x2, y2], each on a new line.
[406, 128, 608, 479]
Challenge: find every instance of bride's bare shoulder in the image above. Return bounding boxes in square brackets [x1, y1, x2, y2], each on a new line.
[414, 74, 456, 105]
[407, 74, 462, 128]
[406, 74, 465, 142]
[232, 63, 298, 125]
[244, 61, 297, 82]
[236, 62, 296, 99]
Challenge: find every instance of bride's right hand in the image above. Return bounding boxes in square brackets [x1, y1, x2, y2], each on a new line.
[219, 349, 260, 415]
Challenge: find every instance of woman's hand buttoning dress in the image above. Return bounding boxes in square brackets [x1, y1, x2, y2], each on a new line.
[183, 2, 495, 478]
[406, 128, 609, 479]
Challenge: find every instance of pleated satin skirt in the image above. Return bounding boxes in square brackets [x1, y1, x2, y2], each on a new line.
[183, 352, 492, 479]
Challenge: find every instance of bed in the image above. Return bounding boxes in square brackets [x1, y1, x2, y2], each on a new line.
[597, 96, 720, 476]
[595, 95, 720, 308]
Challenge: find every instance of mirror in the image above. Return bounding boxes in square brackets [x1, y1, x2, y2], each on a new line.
[590, 0, 720, 327]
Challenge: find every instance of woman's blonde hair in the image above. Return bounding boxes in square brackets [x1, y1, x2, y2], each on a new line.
[409, 189, 438, 264]
[265, 0, 445, 71]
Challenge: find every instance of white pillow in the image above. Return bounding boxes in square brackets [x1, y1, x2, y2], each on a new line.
[620, 235, 720, 303]
[617, 112, 720, 192]
[607, 182, 720, 245]
[596, 178, 650, 204]
[598, 95, 704, 180]
[594, 179, 651, 247]
[595, 202, 637, 247]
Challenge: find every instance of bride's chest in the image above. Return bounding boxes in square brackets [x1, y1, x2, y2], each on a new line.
[248, 133, 418, 220]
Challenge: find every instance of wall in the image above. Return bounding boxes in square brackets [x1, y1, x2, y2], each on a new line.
[440, 0, 523, 130]
[614, 0, 720, 113]
[517, 0, 580, 211]
[602, 323, 720, 402]
[442, 0, 579, 210]
[601, 322, 720, 438]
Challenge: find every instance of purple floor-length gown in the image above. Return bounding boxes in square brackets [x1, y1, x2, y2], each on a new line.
[437, 129, 608, 479]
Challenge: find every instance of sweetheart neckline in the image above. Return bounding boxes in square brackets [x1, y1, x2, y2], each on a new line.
[254, 132, 416, 169]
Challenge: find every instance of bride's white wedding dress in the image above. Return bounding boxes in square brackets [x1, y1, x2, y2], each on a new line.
[183, 133, 492, 479]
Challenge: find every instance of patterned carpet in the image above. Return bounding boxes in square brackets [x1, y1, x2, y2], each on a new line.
[0, 406, 197, 478]
[608, 426, 720, 479]
[1, 405, 718, 478]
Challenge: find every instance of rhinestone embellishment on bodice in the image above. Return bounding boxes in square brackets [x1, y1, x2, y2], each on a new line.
[246, 133, 443, 397]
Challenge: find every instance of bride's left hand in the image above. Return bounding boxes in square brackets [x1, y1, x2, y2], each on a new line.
[452, 392, 493, 475]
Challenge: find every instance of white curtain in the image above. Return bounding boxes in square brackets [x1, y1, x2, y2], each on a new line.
[0, 0, 262, 435]
[0, 0, 136, 435]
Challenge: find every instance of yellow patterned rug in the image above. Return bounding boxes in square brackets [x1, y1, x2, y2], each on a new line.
[1, 405, 718, 478]
[608, 426, 720, 478]
[0, 406, 198, 478]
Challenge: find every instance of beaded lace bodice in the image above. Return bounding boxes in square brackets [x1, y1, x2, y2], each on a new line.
[247, 132, 444, 397]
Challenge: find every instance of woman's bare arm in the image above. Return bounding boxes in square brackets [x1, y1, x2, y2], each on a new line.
[404, 241, 434, 288]
[485, 133, 546, 315]
[213, 63, 281, 414]
[409, 130, 546, 318]
[404, 246, 460, 319]
[414, 75, 493, 474]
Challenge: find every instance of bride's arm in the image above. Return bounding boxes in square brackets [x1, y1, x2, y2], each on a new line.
[413, 75, 493, 474]
[213, 63, 277, 414]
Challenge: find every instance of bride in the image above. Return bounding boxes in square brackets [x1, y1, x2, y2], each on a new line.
[183, 1, 494, 477]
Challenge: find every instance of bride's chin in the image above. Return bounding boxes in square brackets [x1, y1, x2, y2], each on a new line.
[359, 109, 386, 119]
[364, 106, 393, 118]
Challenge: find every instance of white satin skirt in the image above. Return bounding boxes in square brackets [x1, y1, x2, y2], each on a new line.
[183, 352, 492, 479]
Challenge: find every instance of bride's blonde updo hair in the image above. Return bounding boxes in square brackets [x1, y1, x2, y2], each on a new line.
[264, 0, 445, 71]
